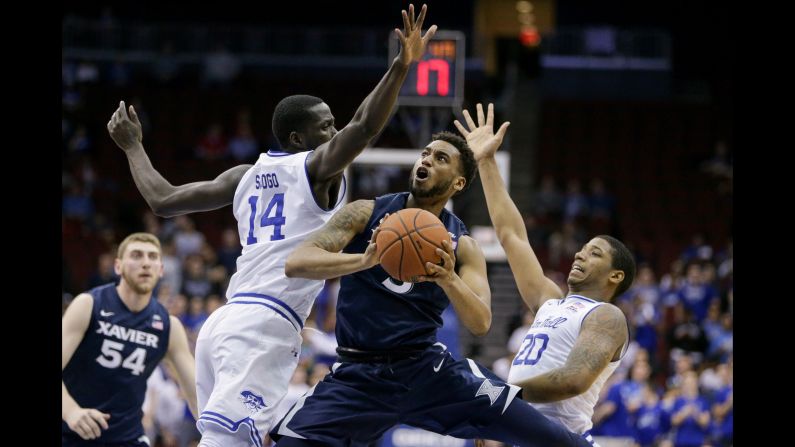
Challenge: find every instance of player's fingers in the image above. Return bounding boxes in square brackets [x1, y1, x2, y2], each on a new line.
[402, 9, 410, 32]
[436, 248, 454, 268]
[416, 4, 427, 30]
[453, 120, 469, 137]
[408, 4, 415, 29]
[496, 122, 511, 140]
[76, 419, 96, 439]
[395, 29, 406, 44]
[90, 410, 110, 430]
[476, 103, 485, 127]
[85, 416, 102, 438]
[424, 262, 445, 275]
[422, 25, 438, 44]
[487, 103, 494, 127]
[119, 100, 129, 120]
[463, 109, 477, 130]
[129, 105, 141, 125]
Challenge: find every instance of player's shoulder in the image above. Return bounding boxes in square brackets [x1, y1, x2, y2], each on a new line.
[343, 199, 376, 222]
[582, 302, 628, 334]
[70, 292, 95, 309]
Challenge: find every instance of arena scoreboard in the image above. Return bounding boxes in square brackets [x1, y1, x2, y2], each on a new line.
[389, 30, 465, 107]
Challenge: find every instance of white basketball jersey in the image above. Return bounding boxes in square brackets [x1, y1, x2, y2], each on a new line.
[226, 150, 346, 327]
[507, 295, 627, 435]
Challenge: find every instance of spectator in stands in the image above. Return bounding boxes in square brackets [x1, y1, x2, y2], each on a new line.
[532, 175, 564, 222]
[68, 125, 92, 154]
[86, 251, 120, 289]
[181, 254, 212, 299]
[633, 382, 666, 447]
[173, 216, 205, 260]
[160, 240, 183, 297]
[195, 122, 228, 160]
[592, 360, 652, 439]
[666, 354, 694, 391]
[563, 179, 589, 223]
[667, 303, 708, 365]
[216, 228, 241, 276]
[206, 294, 225, 315]
[677, 262, 719, 323]
[705, 313, 732, 363]
[670, 371, 710, 447]
[228, 120, 259, 162]
[587, 178, 615, 224]
[709, 361, 732, 447]
[62, 183, 95, 222]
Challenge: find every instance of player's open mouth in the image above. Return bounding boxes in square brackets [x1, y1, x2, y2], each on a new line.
[570, 264, 584, 275]
[416, 167, 429, 182]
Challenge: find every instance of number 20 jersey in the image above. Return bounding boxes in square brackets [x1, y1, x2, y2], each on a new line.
[227, 150, 346, 326]
[507, 295, 627, 435]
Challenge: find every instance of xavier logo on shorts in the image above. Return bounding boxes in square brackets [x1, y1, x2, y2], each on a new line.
[239, 390, 267, 414]
[475, 379, 505, 406]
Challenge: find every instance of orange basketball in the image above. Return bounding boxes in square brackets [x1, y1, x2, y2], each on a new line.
[375, 208, 452, 283]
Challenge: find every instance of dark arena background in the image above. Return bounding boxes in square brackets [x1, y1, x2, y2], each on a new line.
[62, 1, 732, 446]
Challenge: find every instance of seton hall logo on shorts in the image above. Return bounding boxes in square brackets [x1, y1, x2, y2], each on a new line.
[239, 391, 267, 414]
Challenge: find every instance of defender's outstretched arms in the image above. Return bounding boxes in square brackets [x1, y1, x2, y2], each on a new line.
[455, 103, 562, 314]
[308, 4, 438, 182]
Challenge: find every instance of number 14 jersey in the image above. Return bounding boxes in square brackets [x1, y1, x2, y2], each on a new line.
[227, 150, 346, 327]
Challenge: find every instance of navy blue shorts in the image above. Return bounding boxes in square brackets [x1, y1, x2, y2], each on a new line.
[271, 344, 523, 446]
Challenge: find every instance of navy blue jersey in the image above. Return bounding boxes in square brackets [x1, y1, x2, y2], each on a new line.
[337, 192, 469, 350]
[63, 283, 171, 443]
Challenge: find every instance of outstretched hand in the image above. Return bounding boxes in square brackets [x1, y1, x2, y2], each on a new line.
[454, 103, 510, 162]
[107, 100, 143, 151]
[395, 4, 438, 65]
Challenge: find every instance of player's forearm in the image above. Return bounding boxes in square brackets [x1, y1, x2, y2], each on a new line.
[511, 369, 588, 403]
[441, 276, 492, 336]
[352, 57, 410, 137]
[123, 143, 178, 215]
[285, 246, 371, 280]
[477, 157, 528, 243]
[62, 382, 81, 419]
[174, 360, 198, 419]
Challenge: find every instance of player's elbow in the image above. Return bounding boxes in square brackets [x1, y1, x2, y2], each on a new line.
[284, 256, 301, 278]
[150, 199, 178, 218]
[568, 376, 595, 396]
[284, 251, 309, 278]
[469, 313, 492, 337]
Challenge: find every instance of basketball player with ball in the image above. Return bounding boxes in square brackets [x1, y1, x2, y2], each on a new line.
[270, 129, 591, 446]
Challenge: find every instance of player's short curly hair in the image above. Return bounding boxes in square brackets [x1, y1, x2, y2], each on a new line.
[272, 95, 325, 148]
[431, 131, 477, 195]
[596, 235, 637, 299]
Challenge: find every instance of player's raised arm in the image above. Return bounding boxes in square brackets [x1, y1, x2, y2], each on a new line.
[162, 316, 198, 419]
[284, 200, 378, 279]
[62, 294, 111, 440]
[107, 101, 251, 217]
[307, 4, 437, 182]
[455, 103, 562, 314]
[511, 304, 627, 402]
